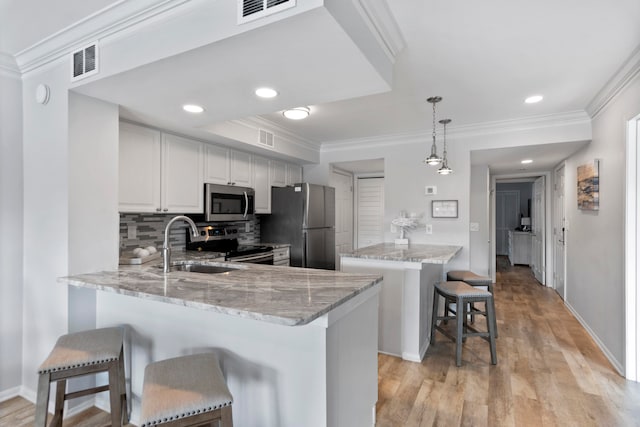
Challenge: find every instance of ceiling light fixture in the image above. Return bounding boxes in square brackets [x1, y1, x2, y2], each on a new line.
[525, 95, 543, 104]
[437, 118, 453, 175]
[521, 159, 533, 164]
[283, 106, 310, 120]
[183, 104, 204, 113]
[424, 96, 443, 166]
[255, 87, 278, 98]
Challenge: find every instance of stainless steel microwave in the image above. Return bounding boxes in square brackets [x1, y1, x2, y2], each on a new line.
[204, 183, 255, 222]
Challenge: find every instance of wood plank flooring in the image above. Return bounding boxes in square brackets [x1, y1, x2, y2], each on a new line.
[3, 257, 640, 426]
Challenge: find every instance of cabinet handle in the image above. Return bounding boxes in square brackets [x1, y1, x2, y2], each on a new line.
[163, 208, 168, 212]
[156, 208, 161, 212]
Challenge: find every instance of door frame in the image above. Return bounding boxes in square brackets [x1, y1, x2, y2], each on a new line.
[553, 163, 567, 300]
[625, 113, 640, 381]
[330, 166, 355, 268]
[490, 172, 552, 285]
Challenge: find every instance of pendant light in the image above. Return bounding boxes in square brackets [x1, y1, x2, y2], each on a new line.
[438, 118, 453, 175]
[423, 96, 443, 166]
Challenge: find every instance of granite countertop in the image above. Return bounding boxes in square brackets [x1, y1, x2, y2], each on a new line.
[340, 243, 462, 264]
[59, 254, 382, 327]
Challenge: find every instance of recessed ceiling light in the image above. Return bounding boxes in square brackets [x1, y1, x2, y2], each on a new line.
[255, 87, 278, 98]
[525, 95, 543, 104]
[521, 159, 533, 164]
[283, 107, 310, 120]
[183, 104, 204, 113]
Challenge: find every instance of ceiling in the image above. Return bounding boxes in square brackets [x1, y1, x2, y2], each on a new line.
[3, 0, 639, 174]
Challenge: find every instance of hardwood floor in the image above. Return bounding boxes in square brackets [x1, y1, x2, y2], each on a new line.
[377, 257, 640, 426]
[3, 257, 640, 426]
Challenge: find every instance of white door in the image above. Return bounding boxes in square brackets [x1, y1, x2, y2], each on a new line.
[356, 177, 385, 249]
[531, 176, 545, 284]
[554, 165, 566, 298]
[330, 170, 354, 269]
[495, 191, 519, 255]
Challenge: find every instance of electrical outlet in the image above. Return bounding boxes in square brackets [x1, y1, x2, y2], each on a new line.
[425, 224, 433, 234]
[127, 225, 137, 239]
[470, 222, 480, 232]
[245, 222, 251, 233]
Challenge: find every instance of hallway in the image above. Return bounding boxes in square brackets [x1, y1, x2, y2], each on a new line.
[375, 258, 640, 426]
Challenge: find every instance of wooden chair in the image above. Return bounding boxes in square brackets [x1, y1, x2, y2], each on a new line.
[431, 281, 497, 366]
[139, 353, 233, 427]
[35, 327, 127, 427]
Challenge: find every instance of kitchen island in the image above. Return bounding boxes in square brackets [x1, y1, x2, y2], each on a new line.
[340, 243, 462, 362]
[59, 256, 382, 427]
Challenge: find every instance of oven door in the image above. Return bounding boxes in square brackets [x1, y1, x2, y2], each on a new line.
[205, 184, 255, 221]
[228, 252, 274, 265]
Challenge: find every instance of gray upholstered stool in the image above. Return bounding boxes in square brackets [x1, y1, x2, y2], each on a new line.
[35, 326, 127, 427]
[447, 270, 497, 336]
[140, 353, 233, 427]
[431, 281, 497, 366]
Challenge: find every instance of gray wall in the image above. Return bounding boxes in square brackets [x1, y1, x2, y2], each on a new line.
[563, 72, 640, 373]
[0, 65, 23, 395]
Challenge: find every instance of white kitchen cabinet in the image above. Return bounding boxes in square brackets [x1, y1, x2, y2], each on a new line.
[204, 144, 231, 185]
[161, 134, 204, 214]
[270, 160, 287, 187]
[119, 123, 161, 213]
[119, 122, 203, 214]
[286, 164, 302, 185]
[253, 156, 271, 213]
[230, 150, 253, 187]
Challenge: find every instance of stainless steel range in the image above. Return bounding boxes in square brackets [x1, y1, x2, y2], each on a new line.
[186, 225, 274, 264]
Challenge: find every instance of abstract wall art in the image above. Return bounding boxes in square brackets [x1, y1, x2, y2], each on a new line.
[577, 160, 599, 211]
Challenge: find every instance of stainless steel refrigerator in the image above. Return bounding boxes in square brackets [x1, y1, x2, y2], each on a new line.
[261, 183, 335, 270]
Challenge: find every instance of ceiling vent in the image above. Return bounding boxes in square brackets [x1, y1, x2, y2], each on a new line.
[258, 129, 275, 148]
[238, 0, 295, 24]
[70, 42, 99, 82]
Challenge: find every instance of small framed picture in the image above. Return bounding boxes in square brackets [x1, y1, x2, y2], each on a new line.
[432, 200, 458, 218]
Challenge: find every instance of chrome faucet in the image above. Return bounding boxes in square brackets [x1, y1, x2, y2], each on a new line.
[162, 215, 199, 273]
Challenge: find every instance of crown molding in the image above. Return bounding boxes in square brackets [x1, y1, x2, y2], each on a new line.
[0, 52, 21, 79]
[236, 117, 322, 152]
[586, 44, 640, 119]
[353, 0, 405, 63]
[14, 0, 190, 74]
[321, 110, 591, 153]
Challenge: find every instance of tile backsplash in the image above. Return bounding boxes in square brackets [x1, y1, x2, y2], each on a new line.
[119, 213, 261, 255]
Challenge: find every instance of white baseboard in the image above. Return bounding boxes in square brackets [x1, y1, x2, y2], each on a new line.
[0, 386, 21, 402]
[564, 301, 625, 376]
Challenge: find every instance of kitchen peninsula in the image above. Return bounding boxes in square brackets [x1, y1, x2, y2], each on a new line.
[59, 258, 382, 427]
[340, 243, 462, 362]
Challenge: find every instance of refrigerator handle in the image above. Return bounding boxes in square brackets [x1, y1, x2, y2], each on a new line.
[305, 183, 310, 227]
[302, 230, 307, 268]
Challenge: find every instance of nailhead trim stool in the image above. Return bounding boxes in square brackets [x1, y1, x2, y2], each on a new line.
[35, 326, 128, 427]
[431, 281, 497, 367]
[140, 353, 233, 427]
[447, 270, 497, 337]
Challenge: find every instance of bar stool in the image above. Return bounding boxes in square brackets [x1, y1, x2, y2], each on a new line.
[35, 326, 127, 427]
[447, 270, 497, 336]
[431, 281, 497, 366]
[140, 353, 233, 427]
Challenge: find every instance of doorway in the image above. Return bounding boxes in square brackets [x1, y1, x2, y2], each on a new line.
[553, 165, 566, 299]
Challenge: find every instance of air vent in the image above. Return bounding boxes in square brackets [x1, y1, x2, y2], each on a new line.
[259, 129, 275, 148]
[238, 0, 295, 24]
[70, 42, 99, 82]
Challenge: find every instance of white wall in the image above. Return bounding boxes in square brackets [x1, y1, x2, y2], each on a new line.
[469, 165, 489, 275]
[563, 73, 640, 373]
[0, 66, 23, 396]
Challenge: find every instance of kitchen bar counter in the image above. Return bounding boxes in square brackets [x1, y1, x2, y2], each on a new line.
[340, 243, 462, 362]
[60, 256, 381, 426]
[342, 242, 462, 264]
[60, 257, 381, 326]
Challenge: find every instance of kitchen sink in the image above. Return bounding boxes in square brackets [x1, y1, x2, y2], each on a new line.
[165, 263, 241, 274]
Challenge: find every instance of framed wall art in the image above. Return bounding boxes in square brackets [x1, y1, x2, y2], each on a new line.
[577, 160, 599, 211]
[432, 200, 458, 218]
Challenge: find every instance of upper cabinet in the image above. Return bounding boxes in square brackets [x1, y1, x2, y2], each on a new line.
[286, 164, 303, 185]
[119, 122, 203, 214]
[270, 160, 286, 187]
[204, 146, 252, 187]
[253, 156, 270, 214]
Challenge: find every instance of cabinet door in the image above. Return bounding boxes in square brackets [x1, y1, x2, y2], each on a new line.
[270, 160, 286, 187]
[286, 163, 302, 185]
[162, 134, 204, 213]
[253, 156, 271, 214]
[119, 122, 161, 213]
[230, 150, 252, 187]
[204, 144, 230, 185]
